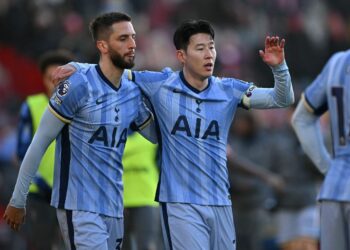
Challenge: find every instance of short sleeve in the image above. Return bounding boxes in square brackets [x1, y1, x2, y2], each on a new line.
[225, 78, 251, 107]
[304, 55, 335, 116]
[49, 73, 88, 123]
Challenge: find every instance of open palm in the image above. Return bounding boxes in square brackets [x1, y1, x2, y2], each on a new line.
[259, 36, 285, 67]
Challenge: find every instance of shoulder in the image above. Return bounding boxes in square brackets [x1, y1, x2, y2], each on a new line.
[63, 69, 91, 92]
[327, 50, 349, 66]
[212, 76, 250, 91]
[121, 71, 141, 91]
[70, 62, 95, 74]
[132, 67, 175, 82]
[52, 72, 89, 106]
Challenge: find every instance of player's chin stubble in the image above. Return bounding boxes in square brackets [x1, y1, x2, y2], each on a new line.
[110, 51, 135, 69]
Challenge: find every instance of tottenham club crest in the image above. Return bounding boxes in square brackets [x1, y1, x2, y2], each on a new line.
[57, 80, 70, 97]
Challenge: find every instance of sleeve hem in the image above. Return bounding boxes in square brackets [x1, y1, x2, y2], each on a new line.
[48, 103, 72, 123]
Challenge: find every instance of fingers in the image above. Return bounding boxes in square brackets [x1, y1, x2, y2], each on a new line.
[279, 38, 286, 49]
[265, 36, 270, 49]
[10, 222, 21, 231]
[4, 215, 21, 231]
[259, 49, 265, 59]
[265, 36, 285, 48]
[5, 218, 23, 231]
[3, 207, 25, 232]
[51, 66, 75, 86]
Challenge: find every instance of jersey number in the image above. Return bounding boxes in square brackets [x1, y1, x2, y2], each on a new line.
[115, 238, 123, 250]
[331, 86, 349, 146]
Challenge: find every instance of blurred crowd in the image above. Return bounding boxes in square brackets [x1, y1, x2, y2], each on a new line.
[0, 0, 348, 249]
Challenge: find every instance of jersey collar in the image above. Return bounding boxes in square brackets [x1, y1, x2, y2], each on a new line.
[95, 65, 122, 92]
[179, 71, 211, 94]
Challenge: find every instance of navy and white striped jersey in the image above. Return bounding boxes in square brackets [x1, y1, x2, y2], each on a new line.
[304, 50, 350, 201]
[49, 64, 151, 217]
[132, 68, 250, 205]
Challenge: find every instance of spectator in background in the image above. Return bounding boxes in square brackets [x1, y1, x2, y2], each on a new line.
[0, 109, 21, 250]
[16, 50, 74, 250]
[122, 131, 162, 250]
[227, 110, 284, 250]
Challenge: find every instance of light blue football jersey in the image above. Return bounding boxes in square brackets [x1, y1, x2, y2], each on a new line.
[132, 68, 250, 205]
[49, 64, 151, 217]
[304, 50, 350, 201]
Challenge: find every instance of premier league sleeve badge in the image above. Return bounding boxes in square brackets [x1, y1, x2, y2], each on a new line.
[57, 80, 70, 97]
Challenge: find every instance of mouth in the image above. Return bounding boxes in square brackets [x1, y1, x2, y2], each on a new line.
[125, 52, 135, 59]
[204, 62, 214, 71]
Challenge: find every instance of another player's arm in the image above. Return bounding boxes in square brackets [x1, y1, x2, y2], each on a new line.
[130, 97, 157, 144]
[52, 62, 79, 85]
[241, 36, 294, 109]
[291, 95, 331, 174]
[3, 109, 66, 231]
[137, 118, 157, 144]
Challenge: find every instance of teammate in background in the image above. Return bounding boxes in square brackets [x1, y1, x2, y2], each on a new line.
[122, 132, 162, 250]
[53, 18, 294, 250]
[3, 12, 153, 250]
[292, 50, 350, 250]
[16, 50, 74, 250]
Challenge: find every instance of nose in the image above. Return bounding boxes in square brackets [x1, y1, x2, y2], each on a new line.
[205, 48, 214, 59]
[129, 37, 136, 49]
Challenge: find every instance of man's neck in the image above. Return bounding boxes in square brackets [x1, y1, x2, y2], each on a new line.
[182, 68, 208, 91]
[99, 60, 123, 88]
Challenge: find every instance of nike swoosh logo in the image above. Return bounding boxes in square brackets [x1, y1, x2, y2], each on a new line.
[96, 98, 108, 104]
[173, 88, 182, 93]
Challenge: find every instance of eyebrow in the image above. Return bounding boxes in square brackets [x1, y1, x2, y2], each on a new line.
[118, 33, 136, 39]
[195, 41, 215, 47]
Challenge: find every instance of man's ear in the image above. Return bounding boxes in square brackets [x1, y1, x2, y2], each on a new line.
[176, 50, 186, 64]
[96, 40, 108, 54]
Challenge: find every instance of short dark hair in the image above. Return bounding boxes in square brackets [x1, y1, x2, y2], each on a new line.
[38, 50, 75, 73]
[89, 12, 132, 42]
[173, 19, 215, 50]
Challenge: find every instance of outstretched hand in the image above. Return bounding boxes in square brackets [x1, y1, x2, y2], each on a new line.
[52, 64, 77, 86]
[3, 205, 26, 231]
[259, 36, 285, 67]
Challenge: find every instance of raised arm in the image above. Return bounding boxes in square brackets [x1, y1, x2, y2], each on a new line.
[3, 109, 65, 231]
[242, 36, 294, 109]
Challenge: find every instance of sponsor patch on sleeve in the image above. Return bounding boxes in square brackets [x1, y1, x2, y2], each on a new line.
[245, 85, 256, 97]
[53, 80, 70, 105]
[57, 80, 70, 97]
